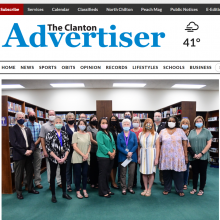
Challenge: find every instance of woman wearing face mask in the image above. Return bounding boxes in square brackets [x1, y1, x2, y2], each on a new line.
[72, 119, 91, 199]
[131, 117, 143, 188]
[45, 116, 71, 203]
[188, 116, 212, 196]
[180, 118, 191, 190]
[117, 119, 138, 195]
[109, 115, 122, 189]
[138, 118, 159, 196]
[87, 115, 99, 189]
[96, 117, 116, 198]
[156, 116, 188, 197]
[61, 112, 76, 193]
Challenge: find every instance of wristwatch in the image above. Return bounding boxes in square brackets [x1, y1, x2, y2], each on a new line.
[201, 152, 204, 155]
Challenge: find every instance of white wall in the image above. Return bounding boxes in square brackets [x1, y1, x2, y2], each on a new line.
[2, 88, 219, 111]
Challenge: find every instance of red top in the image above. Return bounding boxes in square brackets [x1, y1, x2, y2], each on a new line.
[131, 127, 143, 156]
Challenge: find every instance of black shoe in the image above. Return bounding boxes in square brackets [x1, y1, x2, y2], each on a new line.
[111, 184, 119, 189]
[63, 194, 72, 200]
[28, 190, 39, 194]
[108, 192, 115, 195]
[17, 193, 24, 200]
[128, 189, 135, 194]
[100, 194, 111, 198]
[122, 191, 127, 195]
[161, 182, 164, 186]
[52, 196, 57, 203]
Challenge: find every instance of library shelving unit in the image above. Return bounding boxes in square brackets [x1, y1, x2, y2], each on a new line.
[2, 95, 48, 194]
[205, 110, 219, 168]
[155, 101, 196, 129]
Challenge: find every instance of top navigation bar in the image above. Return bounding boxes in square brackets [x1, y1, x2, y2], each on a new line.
[0, 4, 220, 15]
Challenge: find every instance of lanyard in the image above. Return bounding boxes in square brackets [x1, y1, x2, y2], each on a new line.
[124, 131, 130, 148]
[56, 131, 63, 147]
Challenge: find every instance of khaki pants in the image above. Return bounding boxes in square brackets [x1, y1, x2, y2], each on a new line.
[120, 162, 136, 191]
[24, 148, 42, 186]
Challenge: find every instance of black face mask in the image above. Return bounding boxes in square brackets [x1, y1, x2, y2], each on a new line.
[68, 120, 75, 125]
[111, 121, 117, 126]
[91, 121, 98, 126]
[29, 116, 36, 122]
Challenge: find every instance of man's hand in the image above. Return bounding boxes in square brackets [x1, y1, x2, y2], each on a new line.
[25, 150, 32, 156]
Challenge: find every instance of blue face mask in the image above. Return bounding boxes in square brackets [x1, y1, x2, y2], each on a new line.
[123, 127, 130, 131]
[17, 119, 25, 125]
[196, 123, 203, 128]
[124, 115, 131, 119]
[79, 125, 86, 131]
[182, 125, 188, 130]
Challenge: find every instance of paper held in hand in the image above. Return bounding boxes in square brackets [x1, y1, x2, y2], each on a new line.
[121, 158, 133, 167]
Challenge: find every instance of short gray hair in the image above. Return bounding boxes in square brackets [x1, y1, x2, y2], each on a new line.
[15, 112, 25, 119]
[132, 117, 140, 122]
[154, 112, 161, 116]
[66, 112, 75, 121]
[122, 118, 131, 126]
[54, 116, 63, 124]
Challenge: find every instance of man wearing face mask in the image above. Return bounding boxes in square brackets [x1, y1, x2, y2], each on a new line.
[9, 112, 39, 200]
[120, 111, 134, 130]
[79, 113, 87, 121]
[154, 112, 166, 185]
[39, 110, 62, 189]
[23, 111, 43, 189]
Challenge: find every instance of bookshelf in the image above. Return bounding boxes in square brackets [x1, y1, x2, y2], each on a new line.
[206, 110, 219, 168]
[155, 101, 196, 129]
[2, 96, 48, 194]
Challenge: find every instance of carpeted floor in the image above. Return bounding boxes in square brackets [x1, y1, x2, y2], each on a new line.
[2, 166, 219, 220]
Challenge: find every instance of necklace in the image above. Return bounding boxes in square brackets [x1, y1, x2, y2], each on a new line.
[167, 128, 176, 135]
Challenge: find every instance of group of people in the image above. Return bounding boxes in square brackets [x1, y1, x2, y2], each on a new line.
[9, 110, 212, 202]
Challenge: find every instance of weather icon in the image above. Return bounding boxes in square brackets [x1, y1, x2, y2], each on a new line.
[185, 22, 199, 32]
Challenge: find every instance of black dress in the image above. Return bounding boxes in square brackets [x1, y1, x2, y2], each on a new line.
[109, 127, 119, 168]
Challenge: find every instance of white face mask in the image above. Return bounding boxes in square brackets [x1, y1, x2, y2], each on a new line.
[133, 123, 139, 128]
[49, 116, 55, 121]
[168, 122, 176, 129]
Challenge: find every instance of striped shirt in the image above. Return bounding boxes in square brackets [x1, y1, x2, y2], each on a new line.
[24, 120, 41, 147]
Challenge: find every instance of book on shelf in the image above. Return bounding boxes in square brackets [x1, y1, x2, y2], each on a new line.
[46, 113, 49, 119]
[25, 107, 34, 115]
[208, 117, 218, 121]
[212, 138, 219, 142]
[37, 110, 44, 118]
[8, 101, 22, 113]
[8, 116, 16, 126]
[10, 162, 15, 173]
[38, 121, 44, 126]
[162, 110, 170, 118]
[133, 113, 148, 119]
[56, 114, 66, 120]
[209, 148, 219, 153]
[208, 127, 219, 132]
[112, 113, 124, 119]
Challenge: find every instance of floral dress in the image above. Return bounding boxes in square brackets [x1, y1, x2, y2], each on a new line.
[159, 128, 188, 172]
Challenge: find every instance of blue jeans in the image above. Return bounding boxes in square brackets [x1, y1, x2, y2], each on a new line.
[184, 162, 190, 185]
